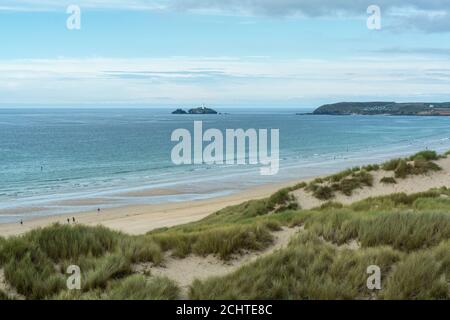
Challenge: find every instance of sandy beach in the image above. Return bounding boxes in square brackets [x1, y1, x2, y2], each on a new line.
[0, 181, 297, 237]
[1, 156, 449, 238]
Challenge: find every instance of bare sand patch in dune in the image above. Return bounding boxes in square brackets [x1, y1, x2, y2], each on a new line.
[134, 226, 303, 297]
[0, 269, 25, 300]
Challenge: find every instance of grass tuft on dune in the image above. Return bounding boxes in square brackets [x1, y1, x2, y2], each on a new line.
[0, 224, 163, 299]
[189, 188, 450, 299]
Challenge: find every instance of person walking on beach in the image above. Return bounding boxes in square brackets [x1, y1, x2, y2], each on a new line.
[97, 208, 101, 214]
[72, 217, 76, 223]
[20, 219, 23, 226]
[67, 218, 70, 224]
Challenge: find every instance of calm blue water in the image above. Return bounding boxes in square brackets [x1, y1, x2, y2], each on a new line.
[1, 108, 450, 223]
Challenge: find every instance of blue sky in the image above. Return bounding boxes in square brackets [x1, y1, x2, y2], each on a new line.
[1, 0, 450, 107]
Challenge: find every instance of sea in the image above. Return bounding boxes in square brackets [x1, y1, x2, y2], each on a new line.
[1, 108, 450, 223]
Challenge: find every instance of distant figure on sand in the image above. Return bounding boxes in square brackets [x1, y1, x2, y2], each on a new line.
[20, 220, 23, 226]
[67, 218, 70, 224]
[72, 217, 76, 223]
[97, 208, 101, 214]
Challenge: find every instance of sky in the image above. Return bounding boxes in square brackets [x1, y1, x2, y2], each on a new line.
[1, 0, 450, 107]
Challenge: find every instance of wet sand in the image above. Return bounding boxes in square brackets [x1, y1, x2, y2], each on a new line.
[0, 181, 297, 237]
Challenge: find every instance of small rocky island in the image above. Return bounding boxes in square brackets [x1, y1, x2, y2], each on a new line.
[172, 106, 218, 115]
[172, 108, 188, 114]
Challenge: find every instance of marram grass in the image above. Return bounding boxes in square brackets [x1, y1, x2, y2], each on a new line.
[0, 151, 449, 300]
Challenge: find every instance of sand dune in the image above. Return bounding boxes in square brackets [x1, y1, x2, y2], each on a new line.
[292, 156, 450, 209]
[136, 226, 303, 298]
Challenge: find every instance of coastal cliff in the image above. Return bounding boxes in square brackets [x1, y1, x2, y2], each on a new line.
[312, 102, 450, 116]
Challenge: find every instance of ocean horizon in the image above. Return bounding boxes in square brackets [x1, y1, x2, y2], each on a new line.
[1, 107, 450, 223]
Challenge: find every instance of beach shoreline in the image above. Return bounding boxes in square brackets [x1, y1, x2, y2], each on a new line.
[2, 153, 450, 238]
[0, 180, 301, 237]
[0, 152, 450, 237]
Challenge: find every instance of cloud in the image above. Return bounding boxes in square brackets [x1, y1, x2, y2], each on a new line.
[1, 56, 450, 105]
[397, 11, 450, 33]
[208, 1, 446, 15]
[104, 70, 231, 80]
[1, 0, 449, 32]
[373, 47, 450, 56]
[169, 1, 450, 32]
[0, 0, 166, 12]
[0, 0, 442, 13]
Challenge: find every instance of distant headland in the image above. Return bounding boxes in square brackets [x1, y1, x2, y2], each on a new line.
[308, 102, 450, 116]
[172, 106, 218, 115]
